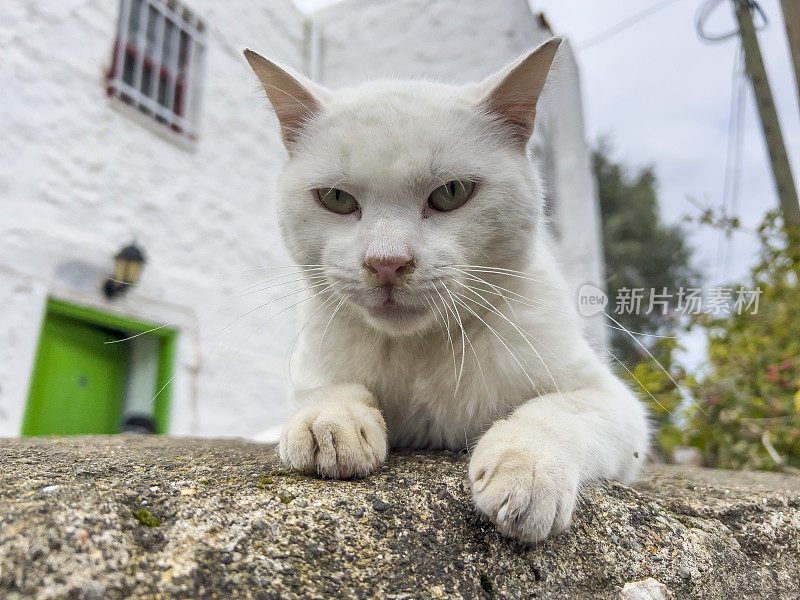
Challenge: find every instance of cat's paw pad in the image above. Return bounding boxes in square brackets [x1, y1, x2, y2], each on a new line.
[279, 401, 387, 479]
[468, 422, 579, 543]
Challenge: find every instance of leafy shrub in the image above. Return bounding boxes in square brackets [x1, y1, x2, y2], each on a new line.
[621, 337, 690, 459]
[686, 212, 800, 470]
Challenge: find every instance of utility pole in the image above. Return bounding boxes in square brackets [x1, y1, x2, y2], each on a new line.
[780, 0, 800, 112]
[734, 0, 800, 225]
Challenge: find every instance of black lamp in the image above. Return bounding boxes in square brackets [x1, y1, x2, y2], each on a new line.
[103, 242, 146, 299]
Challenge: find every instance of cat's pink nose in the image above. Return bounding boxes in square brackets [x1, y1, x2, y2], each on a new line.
[365, 256, 414, 285]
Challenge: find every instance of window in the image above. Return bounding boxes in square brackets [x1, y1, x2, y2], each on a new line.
[106, 0, 207, 140]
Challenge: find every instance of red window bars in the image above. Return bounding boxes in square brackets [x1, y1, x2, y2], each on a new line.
[106, 0, 205, 138]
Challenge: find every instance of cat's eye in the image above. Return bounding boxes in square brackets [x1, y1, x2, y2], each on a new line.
[315, 188, 359, 215]
[428, 180, 475, 212]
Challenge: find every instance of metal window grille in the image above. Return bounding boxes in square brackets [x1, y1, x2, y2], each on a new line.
[106, 0, 207, 140]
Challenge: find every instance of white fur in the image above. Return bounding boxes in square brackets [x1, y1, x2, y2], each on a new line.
[246, 41, 650, 543]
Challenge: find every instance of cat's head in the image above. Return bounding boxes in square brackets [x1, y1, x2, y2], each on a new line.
[245, 39, 560, 336]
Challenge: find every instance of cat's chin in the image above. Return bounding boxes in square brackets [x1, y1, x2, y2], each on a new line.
[362, 299, 431, 336]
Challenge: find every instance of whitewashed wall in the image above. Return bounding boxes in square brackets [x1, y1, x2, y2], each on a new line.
[0, 0, 605, 439]
[540, 43, 607, 342]
[0, 0, 308, 437]
[312, 0, 606, 340]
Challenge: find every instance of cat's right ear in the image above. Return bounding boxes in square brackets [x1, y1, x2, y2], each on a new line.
[243, 49, 328, 150]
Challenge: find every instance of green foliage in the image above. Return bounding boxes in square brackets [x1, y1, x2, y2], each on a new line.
[624, 338, 691, 457]
[593, 144, 799, 469]
[593, 140, 698, 364]
[687, 212, 800, 470]
[593, 140, 698, 457]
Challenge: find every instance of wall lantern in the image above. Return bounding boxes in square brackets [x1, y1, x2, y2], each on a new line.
[103, 242, 146, 299]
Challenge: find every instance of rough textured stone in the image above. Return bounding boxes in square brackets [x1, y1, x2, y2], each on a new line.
[1, 436, 799, 600]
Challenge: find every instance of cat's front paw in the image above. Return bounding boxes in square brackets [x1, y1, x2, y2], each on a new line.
[279, 397, 387, 479]
[468, 419, 579, 543]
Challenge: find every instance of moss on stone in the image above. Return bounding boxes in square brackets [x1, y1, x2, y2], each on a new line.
[133, 508, 159, 528]
[479, 572, 495, 598]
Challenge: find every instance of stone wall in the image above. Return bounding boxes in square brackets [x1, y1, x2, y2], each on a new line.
[1, 436, 798, 599]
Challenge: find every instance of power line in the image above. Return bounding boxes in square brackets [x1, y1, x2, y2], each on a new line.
[717, 45, 747, 280]
[697, 0, 800, 228]
[730, 51, 746, 221]
[736, 0, 800, 224]
[578, 0, 686, 51]
[695, 0, 767, 43]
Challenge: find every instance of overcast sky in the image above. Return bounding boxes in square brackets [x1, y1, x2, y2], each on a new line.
[295, 0, 800, 288]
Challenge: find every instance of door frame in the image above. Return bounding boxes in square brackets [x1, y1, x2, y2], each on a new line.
[23, 298, 178, 435]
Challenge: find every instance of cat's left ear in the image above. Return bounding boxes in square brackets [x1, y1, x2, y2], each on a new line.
[244, 49, 330, 151]
[478, 37, 562, 147]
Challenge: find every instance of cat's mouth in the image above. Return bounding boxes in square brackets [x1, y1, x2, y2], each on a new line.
[368, 298, 427, 319]
[366, 286, 427, 320]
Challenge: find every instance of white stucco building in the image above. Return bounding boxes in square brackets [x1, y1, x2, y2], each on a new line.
[0, 0, 603, 439]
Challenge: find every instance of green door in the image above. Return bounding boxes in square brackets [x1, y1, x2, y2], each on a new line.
[22, 314, 129, 436]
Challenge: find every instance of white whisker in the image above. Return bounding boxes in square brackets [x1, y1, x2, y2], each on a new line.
[605, 313, 708, 417]
[419, 292, 458, 382]
[601, 346, 672, 415]
[431, 284, 489, 396]
[454, 269, 674, 340]
[452, 287, 562, 397]
[106, 269, 329, 345]
[208, 280, 333, 345]
[450, 294, 541, 398]
[218, 264, 327, 277]
[319, 292, 350, 350]
[285, 287, 346, 387]
[230, 273, 328, 301]
[439, 283, 468, 394]
[448, 265, 565, 290]
[229, 282, 339, 368]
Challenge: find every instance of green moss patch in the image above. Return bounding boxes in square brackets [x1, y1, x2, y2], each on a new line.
[134, 508, 160, 527]
[479, 572, 494, 599]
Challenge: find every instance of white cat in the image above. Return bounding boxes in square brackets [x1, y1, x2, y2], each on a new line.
[244, 38, 649, 543]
